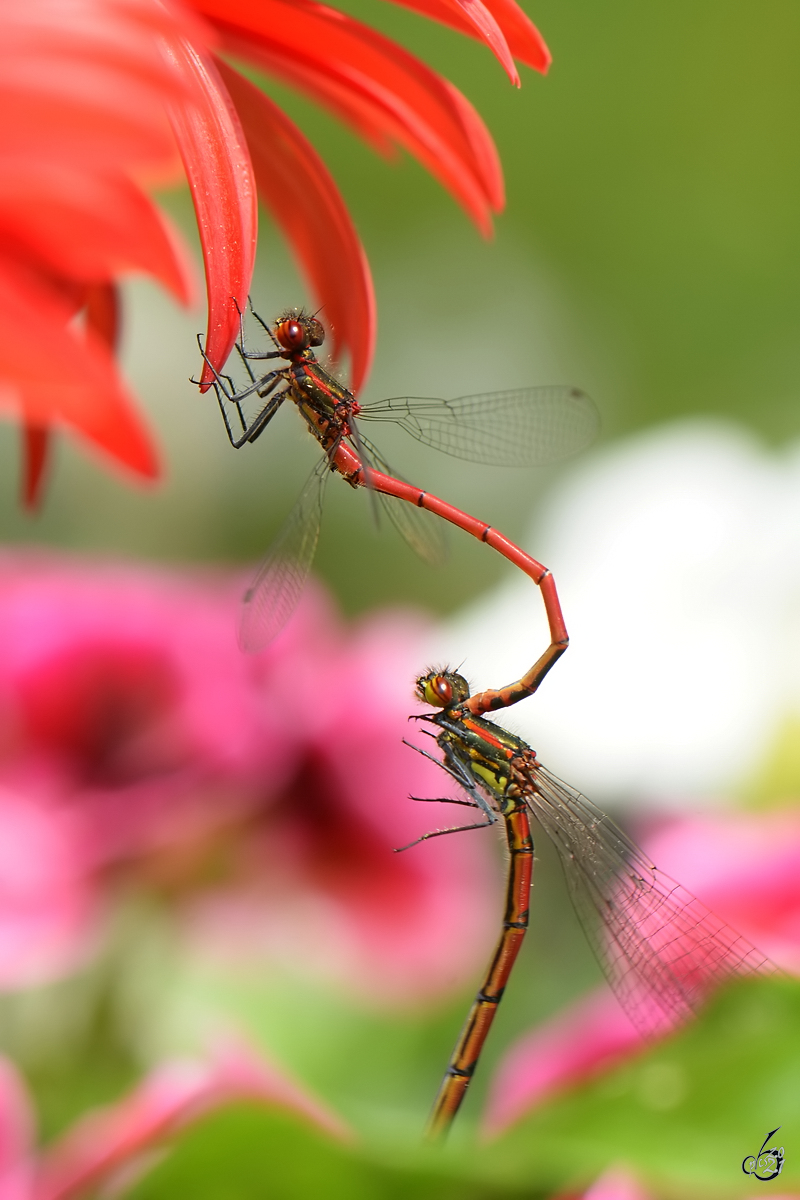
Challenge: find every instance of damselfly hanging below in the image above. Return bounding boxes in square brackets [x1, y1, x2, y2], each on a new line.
[403, 669, 777, 1141]
[199, 308, 599, 663]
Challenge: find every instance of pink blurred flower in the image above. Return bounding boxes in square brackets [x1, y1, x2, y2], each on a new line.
[547, 1166, 654, 1200]
[483, 990, 643, 1138]
[0, 1040, 349, 1200]
[644, 810, 800, 974]
[184, 608, 498, 1005]
[0, 552, 307, 983]
[2, 0, 551, 504]
[483, 807, 800, 1137]
[0, 787, 97, 987]
[0, 554, 495, 1004]
[0, 552, 308, 842]
[0, 1058, 34, 1200]
[579, 1166, 654, 1200]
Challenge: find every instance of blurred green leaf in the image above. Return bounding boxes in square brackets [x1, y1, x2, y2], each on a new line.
[71, 975, 800, 1200]
[741, 716, 800, 808]
[125, 1107, 527, 1200]
[472, 975, 800, 1197]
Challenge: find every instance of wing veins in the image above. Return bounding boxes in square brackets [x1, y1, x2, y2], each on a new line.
[527, 767, 776, 1036]
[238, 461, 328, 653]
[358, 435, 448, 567]
[359, 388, 600, 467]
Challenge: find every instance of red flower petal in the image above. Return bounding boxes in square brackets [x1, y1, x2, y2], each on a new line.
[0, 166, 193, 303]
[478, 0, 551, 72]
[406, 0, 551, 75]
[442, 77, 504, 212]
[221, 28, 397, 158]
[0, 0, 219, 499]
[84, 281, 120, 354]
[0, 0, 198, 170]
[215, 60, 376, 391]
[0, 259, 159, 480]
[21, 283, 121, 512]
[162, 36, 257, 388]
[34, 1041, 351, 1200]
[387, 0, 522, 84]
[22, 423, 49, 510]
[200, 0, 501, 233]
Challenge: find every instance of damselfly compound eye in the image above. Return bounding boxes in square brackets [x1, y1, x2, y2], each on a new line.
[275, 319, 306, 350]
[307, 317, 325, 347]
[416, 673, 453, 706]
[417, 671, 471, 707]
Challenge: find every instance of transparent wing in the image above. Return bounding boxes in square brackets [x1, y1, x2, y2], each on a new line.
[359, 435, 448, 567]
[347, 413, 380, 528]
[377, 491, 448, 568]
[239, 461, 328, 654]
[359, 387, 600, 467]
[527, 767, 777, 1038]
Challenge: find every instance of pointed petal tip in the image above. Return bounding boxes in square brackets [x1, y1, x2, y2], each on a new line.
[216, 62, 377, 393]
[22, 423, 50, 511]
[164, 41, 256, 381]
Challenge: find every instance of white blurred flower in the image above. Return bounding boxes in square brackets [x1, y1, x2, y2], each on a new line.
[432, 420, 800, 805]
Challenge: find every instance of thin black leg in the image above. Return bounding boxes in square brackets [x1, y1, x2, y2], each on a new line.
[395, 815, 495, 852]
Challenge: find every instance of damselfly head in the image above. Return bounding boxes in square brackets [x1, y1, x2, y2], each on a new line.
[273, 310, 325, 352]
[416, 669, 471, 708]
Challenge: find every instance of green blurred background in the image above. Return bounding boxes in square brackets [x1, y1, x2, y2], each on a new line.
[4, 0, 800, 618]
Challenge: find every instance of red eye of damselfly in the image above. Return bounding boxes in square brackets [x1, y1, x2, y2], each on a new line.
[275, 320, 306, 350]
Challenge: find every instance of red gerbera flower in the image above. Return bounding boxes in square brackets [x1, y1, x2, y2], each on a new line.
[0, 0, 550, 504]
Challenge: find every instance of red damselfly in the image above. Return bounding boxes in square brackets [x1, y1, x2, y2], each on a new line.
[200, 309, 598, 672]
[403, 669, 777, 1140]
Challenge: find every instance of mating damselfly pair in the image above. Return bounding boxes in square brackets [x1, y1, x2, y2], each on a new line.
[202, 307, 777, 1140]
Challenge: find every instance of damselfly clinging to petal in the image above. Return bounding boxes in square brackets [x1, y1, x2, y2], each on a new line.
[201, 308, 599, 710]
